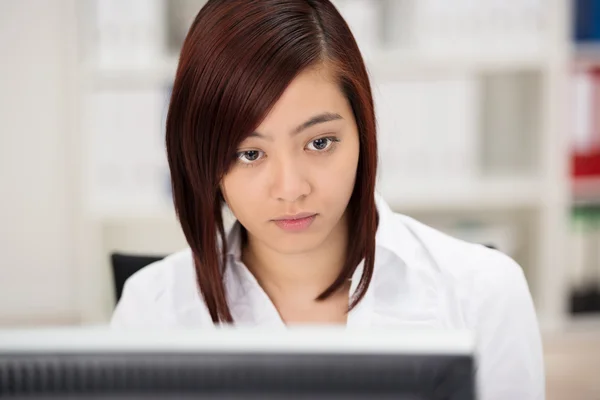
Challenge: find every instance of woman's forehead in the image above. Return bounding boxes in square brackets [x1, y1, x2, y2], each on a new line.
[255, 67, 350, 136]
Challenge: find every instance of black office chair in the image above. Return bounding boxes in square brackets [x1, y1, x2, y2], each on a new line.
[110, 253, 166, 303]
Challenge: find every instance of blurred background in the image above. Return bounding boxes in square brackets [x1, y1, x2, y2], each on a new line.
[0, 0, 599, 398]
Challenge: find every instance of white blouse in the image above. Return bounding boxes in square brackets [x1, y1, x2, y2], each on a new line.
[111, 194, 545, 400]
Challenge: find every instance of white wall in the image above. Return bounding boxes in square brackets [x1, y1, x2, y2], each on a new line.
[0, 1, 78, 325]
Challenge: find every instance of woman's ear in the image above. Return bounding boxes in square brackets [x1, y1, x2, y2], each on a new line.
[219, 186, 233, 214]
[218, 188, 237, 227]
[218, 184, 228, 205]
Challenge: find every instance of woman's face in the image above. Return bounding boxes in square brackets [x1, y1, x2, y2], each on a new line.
[221, 66, 360, 254]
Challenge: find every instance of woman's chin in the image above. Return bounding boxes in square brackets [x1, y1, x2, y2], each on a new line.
[263, 229, 328, 255]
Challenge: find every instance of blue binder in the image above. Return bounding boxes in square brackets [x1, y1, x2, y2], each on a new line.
[574, 0, 600, 42]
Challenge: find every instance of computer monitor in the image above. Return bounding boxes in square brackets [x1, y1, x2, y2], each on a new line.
[0, 327, 476, 399]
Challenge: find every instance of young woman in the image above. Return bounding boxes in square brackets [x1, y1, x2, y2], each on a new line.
[111, 1, 544, 398]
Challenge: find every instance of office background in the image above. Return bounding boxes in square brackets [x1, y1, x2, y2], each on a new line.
[0, 0, 599, 398]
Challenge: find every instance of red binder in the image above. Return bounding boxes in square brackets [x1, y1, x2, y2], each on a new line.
[572, 67, 600, 177]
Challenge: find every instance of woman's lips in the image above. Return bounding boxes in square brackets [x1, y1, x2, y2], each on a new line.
[273, 214, 317, 232]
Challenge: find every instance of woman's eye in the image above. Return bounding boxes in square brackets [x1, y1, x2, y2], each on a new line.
[307, 137, 335, 151]
[237, 150, 264, 164]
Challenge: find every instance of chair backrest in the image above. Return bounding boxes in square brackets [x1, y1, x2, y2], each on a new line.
[110, 253, 166, 303]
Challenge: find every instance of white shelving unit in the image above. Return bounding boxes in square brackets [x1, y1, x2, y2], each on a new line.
[72, 0, 574, 331]
[378, 177, 544, 212]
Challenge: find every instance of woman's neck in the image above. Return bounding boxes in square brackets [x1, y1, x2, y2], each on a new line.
[241, 214, 349, 305]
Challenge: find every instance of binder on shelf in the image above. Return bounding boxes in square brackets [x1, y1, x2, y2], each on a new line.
[569, 206, 600, 314]
[573, 0, 600, 42]
[572, 67, 600, 178]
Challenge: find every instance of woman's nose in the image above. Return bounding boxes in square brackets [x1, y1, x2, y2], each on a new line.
[269, 155, 311, 203]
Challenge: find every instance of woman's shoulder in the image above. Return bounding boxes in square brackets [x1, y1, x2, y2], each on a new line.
[384, 211, 525, 283]
[110, 248, 213, 328]
[391, 212, 533, 325]
[391, 215, 544, 397]
[376, 195, 524, 288]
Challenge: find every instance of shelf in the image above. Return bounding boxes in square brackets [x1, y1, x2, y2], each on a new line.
[86, 205, 237, 228]
[79, 47, 549, 90]
[80, 56, 178, 89]
[379, 177, 542, 212]
[85, 178, 541, 222]
[368, 48, 548, 79]
[86, 205, 178, 224]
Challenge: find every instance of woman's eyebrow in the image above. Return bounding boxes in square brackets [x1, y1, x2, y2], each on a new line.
[291, 112, 343, 135]
[249, 112, 343, 140]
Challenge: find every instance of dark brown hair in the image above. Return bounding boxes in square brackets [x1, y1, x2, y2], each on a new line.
[166, 0, 378, 323]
